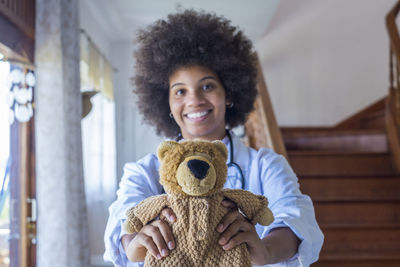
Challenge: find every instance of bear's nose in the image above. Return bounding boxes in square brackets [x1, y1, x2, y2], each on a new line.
[187, 159, 209, 180]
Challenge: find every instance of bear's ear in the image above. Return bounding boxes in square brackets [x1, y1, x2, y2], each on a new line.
[212, 140, 228, 161]
[157, 141, 180, 161]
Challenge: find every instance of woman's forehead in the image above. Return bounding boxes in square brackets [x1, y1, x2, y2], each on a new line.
[169, 65, 220, 86]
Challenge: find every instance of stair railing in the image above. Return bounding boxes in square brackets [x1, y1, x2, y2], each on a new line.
[244, 56, 288, 159]
[386, 0, 400, 172]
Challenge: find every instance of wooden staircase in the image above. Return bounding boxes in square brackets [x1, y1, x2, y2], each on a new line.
[281, 100, 400, 266]
[243, 3, 400, 265]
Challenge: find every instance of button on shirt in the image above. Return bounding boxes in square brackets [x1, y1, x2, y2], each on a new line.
[103, 133, 324, 266]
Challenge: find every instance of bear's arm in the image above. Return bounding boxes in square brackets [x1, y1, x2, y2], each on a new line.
[222, 189, 274, 226]
[122, 194, 169, 234]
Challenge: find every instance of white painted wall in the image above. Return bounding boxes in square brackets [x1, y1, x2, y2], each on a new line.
[110, 42, 163, 180]
[256, 0, 396, 126]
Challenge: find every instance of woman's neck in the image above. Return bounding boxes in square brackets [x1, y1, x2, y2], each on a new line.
[181, 129, 227, 141]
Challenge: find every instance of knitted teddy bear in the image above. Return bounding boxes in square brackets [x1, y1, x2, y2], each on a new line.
[122, 140, 274, 266]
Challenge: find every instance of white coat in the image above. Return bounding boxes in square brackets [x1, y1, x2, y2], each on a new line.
[104, 133, 324, 266]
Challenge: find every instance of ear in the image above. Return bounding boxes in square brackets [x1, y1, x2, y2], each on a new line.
[157, 141, 179, 160]
[212, 140, 228, 161]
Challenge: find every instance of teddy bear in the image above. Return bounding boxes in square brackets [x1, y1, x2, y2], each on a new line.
[122, 140, 274, 266]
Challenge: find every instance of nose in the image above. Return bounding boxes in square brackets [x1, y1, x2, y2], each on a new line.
[187, 90, 206, 107]
[187, 159, 209, 180]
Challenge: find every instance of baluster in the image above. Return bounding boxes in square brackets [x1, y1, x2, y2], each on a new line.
[390, 46, 394, 92]
[395, 53, 400, 124]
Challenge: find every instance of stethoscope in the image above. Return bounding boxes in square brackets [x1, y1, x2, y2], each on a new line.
[175, 129, 246, 189]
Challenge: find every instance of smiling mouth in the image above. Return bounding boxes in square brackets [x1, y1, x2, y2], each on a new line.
[186, 110, 211, 120]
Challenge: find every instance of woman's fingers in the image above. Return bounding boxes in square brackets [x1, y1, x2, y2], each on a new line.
[221, 232, 249, 250]
[217, 209, 258, 252]
[161, 207, 176, 223]
[134, 232, 162, 259]
[221, 198, 237, 209]
[131, 208, 176, 260]
[142, 224, 169, 258]
[217, 210, 243, 233]
[152, 219, 175, 250]
[218, 216, 252, 246]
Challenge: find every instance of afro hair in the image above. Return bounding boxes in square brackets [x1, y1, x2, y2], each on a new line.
[133, 9, 258, 138]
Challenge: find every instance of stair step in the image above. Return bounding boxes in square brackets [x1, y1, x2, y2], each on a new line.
[314, 202, 400, 227]
[289, 151, 394, 176]
[284, 129, 388, 152]
[319, 228, 400, 260]
[299, 176, 400, 201]
[313, 259, 400, 267]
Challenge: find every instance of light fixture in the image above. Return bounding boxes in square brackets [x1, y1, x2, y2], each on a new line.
[7, 66, 35, 124]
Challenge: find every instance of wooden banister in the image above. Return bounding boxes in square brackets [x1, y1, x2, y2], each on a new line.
[387, 1, 400, 57]
[244, 56, 288, 159]
[385, 0, 400, 172]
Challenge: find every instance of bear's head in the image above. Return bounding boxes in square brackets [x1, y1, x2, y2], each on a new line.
[157, 140, 228, 197]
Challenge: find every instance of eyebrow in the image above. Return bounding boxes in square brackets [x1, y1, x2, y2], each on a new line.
[170, 76, 217, 89]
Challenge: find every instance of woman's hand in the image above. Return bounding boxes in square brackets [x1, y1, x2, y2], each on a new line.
[218, 199, 300, 265]
[122, 208, 176, 262]
[217, 199, 271, 265]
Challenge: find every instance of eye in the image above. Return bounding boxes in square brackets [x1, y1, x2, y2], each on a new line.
[202, 83, 214, 91]
[175, 89, 185, 96]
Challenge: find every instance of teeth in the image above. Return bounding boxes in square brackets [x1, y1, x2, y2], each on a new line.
[187, 111, 209, 119]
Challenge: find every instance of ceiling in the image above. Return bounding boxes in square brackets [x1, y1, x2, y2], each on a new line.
[83, 0, 280, 43]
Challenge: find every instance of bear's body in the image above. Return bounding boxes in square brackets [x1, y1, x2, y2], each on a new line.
[123, 140, 274, 267]
[132, 194, 249, 266]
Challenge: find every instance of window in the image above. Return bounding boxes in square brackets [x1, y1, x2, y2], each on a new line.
[0, 57, 11, 267]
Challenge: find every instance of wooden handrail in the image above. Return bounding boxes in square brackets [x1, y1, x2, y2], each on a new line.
[385, 0, 400, 172]
[387, 1, 400, 59]
[244, 56, 288, 159]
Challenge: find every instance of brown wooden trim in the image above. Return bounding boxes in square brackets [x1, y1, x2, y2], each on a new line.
[28, 117, 36, 267]
[334, 97, 386, 130]
[19, 122, 28, 267]
[9, 117, 36, 267]
[385, 92, 400, 172]
[281, 127, 334, 134]
[282, 128, 385, 137]
[281, 97, 386, 134]
[10, 121, 20, 267]
[245, 57, 288, 158]
[386, 0, 400, 174]
[0, 0, 35, 40]
[386, 1, 400, 63]
[0, 12, 34, 62]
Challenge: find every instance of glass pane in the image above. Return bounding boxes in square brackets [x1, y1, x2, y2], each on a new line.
[0, 60, 11, 267]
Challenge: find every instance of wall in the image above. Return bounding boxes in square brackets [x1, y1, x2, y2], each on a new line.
[110, 42, 163, 179]
[256, 0, 397, 126]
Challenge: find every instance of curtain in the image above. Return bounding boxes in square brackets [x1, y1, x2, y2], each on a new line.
[80, 32, 114, 100]
[80, 30, 117, 264]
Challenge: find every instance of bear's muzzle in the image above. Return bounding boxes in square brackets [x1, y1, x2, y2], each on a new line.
[187, 159, 210, 180]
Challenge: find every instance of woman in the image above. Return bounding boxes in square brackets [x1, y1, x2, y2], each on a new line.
[104, 9, 323, 266]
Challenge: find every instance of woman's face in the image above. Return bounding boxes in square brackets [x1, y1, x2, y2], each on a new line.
[169, 65, 228, 141]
